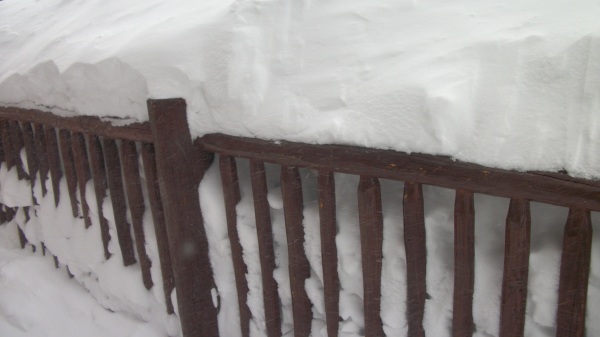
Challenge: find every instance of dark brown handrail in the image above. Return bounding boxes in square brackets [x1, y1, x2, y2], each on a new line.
[200, 133, 600, 211]
[0, 106, 152, 142]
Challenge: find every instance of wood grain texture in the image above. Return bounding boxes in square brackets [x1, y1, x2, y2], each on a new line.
[200, 134, 600, 211]
[358, 176, 384, 337]
[0, 106, 152, 142]
[404, 182, 427, 337]
[219, 155, 250, 337]
[556, 208, 592, 337]
[33, 123, 49, 196]
[148, 98, 219, 337]
[281, 166, 312, 337]
[71, 132, 92, 228]
[453, 190, 475, 337]
[318, 170, 340, 337]
[87, 135, 112, 260]
[120, 140, 153, 290]
[249, 159, 281, 337]
[140, 142, 175, 314]
[44, 126, 62, 207]
[103, 138, 136, 266]
[499, 198, 531, 337]
[58, 129, 80, 218]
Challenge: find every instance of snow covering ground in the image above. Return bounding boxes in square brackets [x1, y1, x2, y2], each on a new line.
[1, 0, 600, 336]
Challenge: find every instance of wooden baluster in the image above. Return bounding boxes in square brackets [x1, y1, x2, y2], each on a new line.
[0, 123, 4, 165]
[9, 120, 26, 180]
[45, 126, 62, 207]
[249, 160, 281, 337]
[103, 138, 136, 266]
[33, 123, 49, 196]
[21, 122, 38, 191]
[318, 170, 340, 337]
[87, 135, 112, 260]
[0, 125, 3, 224]
[499, 198, 531, 337]
[556, 208, 592, 337]
[71, 132, 92, 228]
[282, 166, 312, 337]
[140, 142, 175, 314]
[20, 122, 40, 249]
[453, 190, 475, 337]
[120, 140, 153, 289]
[0, 120, 15, 170]
[404, 182, 427, 337]
[358, 176, 384, 337]
[219, 155, 251, 337]
[58, 130, 80, 218]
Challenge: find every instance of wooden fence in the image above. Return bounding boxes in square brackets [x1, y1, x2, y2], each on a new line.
[0, 98, 598, 337]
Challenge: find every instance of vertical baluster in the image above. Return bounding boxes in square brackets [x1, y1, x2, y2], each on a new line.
[281, 166, 312, 337]
[318, 170, 340, 337]
[1, 120, 15, 170]
[58, 130, 80, 218]
[9, 120, 26, 180]
[21, 122, 38, 190]
[453, 190, 475, 337]
[404, 182, 426, 337]
[9, 121, 28, 246]
[71, 132, 92, 228]
[0, 122, 7, 225]
[0, 123, 5, 165]
[250, 160, 281, 337]
[140, 142, 175, 314]
[120, 140, 153, 289]
[45, 126, 62, 207]
[219, 155, 251, 337]
[103, 138, 136, 266]
[556, 208, 592, 337]
[87, 135, 112, 260]
[358, 176, 384, 337]
[33, 123, 49, 196]
[20, 122, 39, 249]
[18, 220, 28, 248]
[499, 198, 531, 337]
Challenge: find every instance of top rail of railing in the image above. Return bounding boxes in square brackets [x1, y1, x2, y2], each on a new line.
[0, 106, 152, 143]
[200, 133, 600, 212]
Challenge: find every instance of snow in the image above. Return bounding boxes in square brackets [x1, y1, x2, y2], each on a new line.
[1, 0, 600, 336]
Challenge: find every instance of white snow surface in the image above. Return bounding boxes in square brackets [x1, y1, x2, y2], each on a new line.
[1, 0, 600, 177]
[2, 1, 600, 337]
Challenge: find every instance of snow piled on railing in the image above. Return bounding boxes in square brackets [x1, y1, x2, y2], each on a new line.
[1, 0, 600, 178]
[1, 1, 600, 337]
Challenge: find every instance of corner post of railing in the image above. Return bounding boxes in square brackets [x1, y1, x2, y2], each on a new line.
[147, 98, 219, 337]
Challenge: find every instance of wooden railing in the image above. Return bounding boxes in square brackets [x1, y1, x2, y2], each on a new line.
[0, 104, 176, 315]
[1, 99, 598, 337]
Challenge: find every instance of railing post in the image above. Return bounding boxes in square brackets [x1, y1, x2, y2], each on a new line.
[147, 98, 219, 337]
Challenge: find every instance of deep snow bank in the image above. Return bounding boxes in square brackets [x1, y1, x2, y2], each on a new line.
[1, 0, 600, 177]
[2, 1, 600, 337]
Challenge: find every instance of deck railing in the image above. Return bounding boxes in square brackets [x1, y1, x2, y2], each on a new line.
[0, 98, 598, 337]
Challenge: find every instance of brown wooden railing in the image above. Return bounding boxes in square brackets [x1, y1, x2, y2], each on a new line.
[0, 104, 175, 314]
[1, 99, 598, 337]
